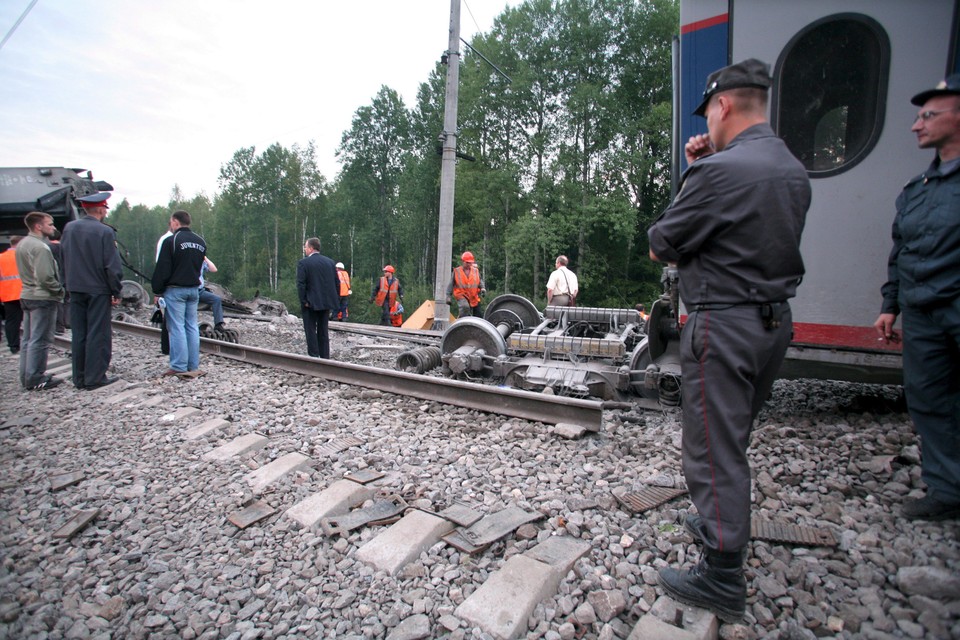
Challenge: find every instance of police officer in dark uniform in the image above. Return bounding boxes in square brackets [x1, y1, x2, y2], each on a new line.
[61, 192, 123, 389]
[875, 74, 960, 521]
[647, 59, 811, 622]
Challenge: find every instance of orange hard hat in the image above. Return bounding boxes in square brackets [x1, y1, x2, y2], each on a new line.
[383, 265, 395, 273]
[461, 251, 475, 263]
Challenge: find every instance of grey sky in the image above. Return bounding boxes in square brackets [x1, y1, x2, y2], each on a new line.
[0, 1, 514, 207]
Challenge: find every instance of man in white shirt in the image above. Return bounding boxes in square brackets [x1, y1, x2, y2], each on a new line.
[546, 255, 578, 306]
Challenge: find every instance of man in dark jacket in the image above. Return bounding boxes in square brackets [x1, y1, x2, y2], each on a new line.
[647, 59, 810, 622]
[152, 210, 206, 375]
[297, 237, 339, 358]
[61, 192, 123, 389]
[875, 74, 960, 521]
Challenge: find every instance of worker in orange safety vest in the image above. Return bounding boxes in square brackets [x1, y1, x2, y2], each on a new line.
[335, 262, 351, 321]
[446, 251, 486, 318]
[371, 265, 403, 326]
[0, 236, 24, 354]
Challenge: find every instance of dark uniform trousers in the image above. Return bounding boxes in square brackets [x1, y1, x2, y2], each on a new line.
[680, 305, 793, 552]
[901, 300, 960, 502]
[70, 292, 113, 387]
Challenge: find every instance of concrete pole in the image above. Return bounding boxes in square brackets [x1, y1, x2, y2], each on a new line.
[431, 0, 461, 330]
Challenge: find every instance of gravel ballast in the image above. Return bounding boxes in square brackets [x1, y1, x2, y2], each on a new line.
[1, 310, 958, 639]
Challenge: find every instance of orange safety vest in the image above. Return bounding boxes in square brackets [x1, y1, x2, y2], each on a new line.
[452, 265, 481, 306]
[337, 269, 351, 296]
[0, 249, 21, 302]
[389, 300, 403, 327]
[374, 276, 399, 307]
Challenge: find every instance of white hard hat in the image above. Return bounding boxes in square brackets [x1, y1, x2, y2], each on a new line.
[336, 262, 345, 269]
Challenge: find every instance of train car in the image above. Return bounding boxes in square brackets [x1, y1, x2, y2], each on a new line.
[676, 0, 959, 384]
[0, 167, 112, 250]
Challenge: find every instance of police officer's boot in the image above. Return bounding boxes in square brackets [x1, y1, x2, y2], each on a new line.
[658, 548, 746, 623]
[684, 513, 707, 545]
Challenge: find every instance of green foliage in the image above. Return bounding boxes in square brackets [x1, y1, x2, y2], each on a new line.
[111, 0, 680, 321]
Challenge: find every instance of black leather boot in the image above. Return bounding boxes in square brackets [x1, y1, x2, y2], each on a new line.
[684, 513, 707, 544]
[658, 549, 746, 623]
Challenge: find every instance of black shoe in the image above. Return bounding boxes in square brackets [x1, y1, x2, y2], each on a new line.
[29, 377, 63, 391]
[902, 494, 960, 521]
[84, 376, 119, 390]
[684, 513, 707, 544]
[214, 322, 226, 331]
[658, 550, 746, 623]
[10, 347, 19, 354]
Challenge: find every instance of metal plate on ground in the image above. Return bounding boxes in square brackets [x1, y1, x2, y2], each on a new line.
[344, 470, 385, 485]
[319, 496, 408, 536]
[438, 502, 483, 527]
[1, 415, 38, 430]
[614, 487, 688, 513]
[460, 506, 543, 546]
[751, 519, 837, 547]
[228, 501, 276, 529]
[49, 472, 85, 491]
[442, 529, 490, 555]
[52, 508, 100, 539]
[317, 436, 364, 456]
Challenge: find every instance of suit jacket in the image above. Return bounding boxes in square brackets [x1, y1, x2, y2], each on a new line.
[297, 252, 339, 312]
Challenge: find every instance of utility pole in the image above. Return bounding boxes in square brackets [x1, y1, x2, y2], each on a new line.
[431, 0, 461, 331]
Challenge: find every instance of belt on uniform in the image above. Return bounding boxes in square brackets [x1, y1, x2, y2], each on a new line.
[689, 301, 789, 330]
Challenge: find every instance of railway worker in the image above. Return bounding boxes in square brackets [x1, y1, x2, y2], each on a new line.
[447, 251, 485, 318]
[16, 213, 65, 390]
[371, 265, 402, 326]
[152, 210, 207, 376]
[61, 192, 124, 390]
[335, 262, 352, 321]
[0, 236, 23, 354]
[546, 255, 578, 307]
[874, 74, 960, 522]
[647, 58, 811, 622]
[296, 237, 339, 358]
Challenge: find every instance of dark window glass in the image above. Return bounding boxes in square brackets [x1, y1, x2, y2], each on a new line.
[774, 15, 889, 176]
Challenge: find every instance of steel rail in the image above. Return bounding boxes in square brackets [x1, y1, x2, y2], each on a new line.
[108, 320, 604, 430]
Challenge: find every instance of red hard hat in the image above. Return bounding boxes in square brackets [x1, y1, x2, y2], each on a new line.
[461, 251, 475, 263]
[383, 265, 395, 273]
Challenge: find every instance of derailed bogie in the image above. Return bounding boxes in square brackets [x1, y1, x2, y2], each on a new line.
[439, 293, 673, 404]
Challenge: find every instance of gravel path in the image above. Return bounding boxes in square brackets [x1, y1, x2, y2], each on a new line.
[0, 310, 958, 640]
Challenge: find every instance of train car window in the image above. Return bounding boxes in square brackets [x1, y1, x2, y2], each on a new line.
[773, 14, 889, 177]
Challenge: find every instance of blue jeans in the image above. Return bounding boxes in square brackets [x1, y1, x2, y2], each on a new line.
[164, 287, 200, 372]
[198, 288, 224, 325]
[19, 299, 57, 388]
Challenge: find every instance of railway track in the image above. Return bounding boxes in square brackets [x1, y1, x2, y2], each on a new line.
[96, 320, 606, 431]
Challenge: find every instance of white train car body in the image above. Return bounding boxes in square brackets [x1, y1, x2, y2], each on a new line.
[676, 0, 959, 383]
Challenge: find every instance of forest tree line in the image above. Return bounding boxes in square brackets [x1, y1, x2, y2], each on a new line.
[108, 0, 679, 324]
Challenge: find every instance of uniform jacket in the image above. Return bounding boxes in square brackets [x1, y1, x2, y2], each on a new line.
[16, 233, 64, 301]
[297, 252, 339, 311]
[648, 123, 810, 306]
[447, 264, 484, 306]
[0, 248, 21, 302]
[881, 157, 960, 313]
[152, 228, 207, 295]
[61, 216, 123, 296]
[372, 276, 402, 307]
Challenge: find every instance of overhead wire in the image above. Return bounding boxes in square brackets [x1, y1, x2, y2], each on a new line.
[0, 0, 39, 53]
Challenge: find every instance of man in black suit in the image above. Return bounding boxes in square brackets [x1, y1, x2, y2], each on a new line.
[296, 237, 340, 358]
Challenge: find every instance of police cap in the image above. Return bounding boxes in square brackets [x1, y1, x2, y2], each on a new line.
[76, 192, 111, 208]
[911, 74, 960, 106]
[693, 58, 771, 117]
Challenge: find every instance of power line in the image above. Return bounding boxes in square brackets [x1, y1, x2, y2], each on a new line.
[0, 0, 40, 53]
